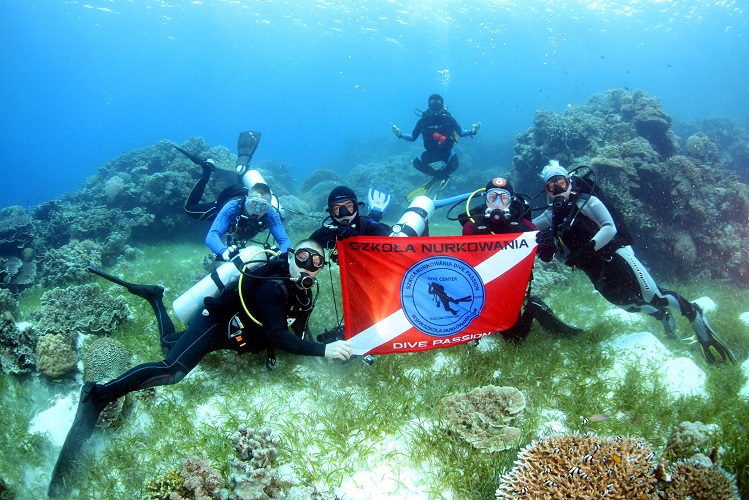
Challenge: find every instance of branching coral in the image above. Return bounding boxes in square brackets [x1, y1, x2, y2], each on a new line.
[228, 426, 286, 500]
[438, 385, 526, 452]
[181, 455, 224, 500]
[495, 433, 658, 499]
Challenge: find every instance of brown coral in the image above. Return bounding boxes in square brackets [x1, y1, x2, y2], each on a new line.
[495, 433, 658, 499]
[181, 455, 224, 500]
[35, 333, 78, 378]
[438, 385, 526, 452]
[660, 459, 739, 500]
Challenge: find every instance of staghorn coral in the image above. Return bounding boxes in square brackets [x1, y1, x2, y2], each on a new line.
[141, 468, 187, 500]
[37, 283, 131, 336]
[665, 421, 724, 464]
[228, 426, 286, 500]
[495, 433, 658, 499]
[181, 455, 224, 500]
[438, 385, 525, 452]
[35, 333, 77, 378]
[660, 459, 739, 499]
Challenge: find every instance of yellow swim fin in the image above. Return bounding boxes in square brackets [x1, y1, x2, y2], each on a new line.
[407, 176, 440, 202]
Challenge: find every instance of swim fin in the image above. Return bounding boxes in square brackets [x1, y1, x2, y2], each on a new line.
[407, 176, 440, 202]
[528, 296, 583, 336]
[172, 144, 214, 172]
[691, 304, 736, 364]
[236, 130, 262, 172]
[48, 382, 104, 498]
[87, 267, 164, 302]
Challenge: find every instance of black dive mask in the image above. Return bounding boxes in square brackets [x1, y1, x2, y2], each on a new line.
[293, 247, 325, 272]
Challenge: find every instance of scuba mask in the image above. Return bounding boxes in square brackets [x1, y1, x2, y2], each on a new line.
[485, 188, 512, 221]
[545, 176, 571, 196]
[245, 196, 271, 217]
[330, 199, 356, 218]
[292, 247, 325, 272]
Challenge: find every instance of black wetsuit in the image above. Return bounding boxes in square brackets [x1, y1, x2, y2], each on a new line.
[403, 109, 472, 177]
[87, 259, 323, 410]
[309, 214, 390, 252]
[183, 168, 247, 222]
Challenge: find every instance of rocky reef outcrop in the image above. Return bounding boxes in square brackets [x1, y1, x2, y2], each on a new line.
[512, 88, 749, 284]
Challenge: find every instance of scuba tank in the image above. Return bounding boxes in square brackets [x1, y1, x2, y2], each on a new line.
[173, 245, 267, 324]
[389, 196, 436, 237]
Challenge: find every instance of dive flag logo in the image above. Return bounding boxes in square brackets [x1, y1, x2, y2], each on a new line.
[337, 233, 537, 355]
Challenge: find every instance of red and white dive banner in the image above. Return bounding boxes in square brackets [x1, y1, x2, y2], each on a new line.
[337, 233, 537, 355]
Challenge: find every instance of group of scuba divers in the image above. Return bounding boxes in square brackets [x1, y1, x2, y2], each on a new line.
[48, 94, 736, 496]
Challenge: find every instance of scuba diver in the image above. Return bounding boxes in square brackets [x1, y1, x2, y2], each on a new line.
[309, 186, 391, 261]
[47, 240, 352, 497]
[391, 94, 480, 201]
[456, 177, 582, 341]
[178, 130, 264, 222]
[207, 179, 291, 259]
[532, 160, 736, 364]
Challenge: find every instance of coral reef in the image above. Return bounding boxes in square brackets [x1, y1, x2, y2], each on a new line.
[228, 426, 286, 499]
[181, 455, 224, 500]
[0, 313, 37, 375]
[512, 88, 749, 285]
[41, 239, 103, 287]
[36, 283, 131, 336]
[83, 337, 132, 428]
[659, 459, 739, 499]
[496, 432, 741, 499]
[35, 333, 77, 378]
[438, 385, 526, 452]
[142, 468, 187, 500]
[665, 421, 724, 464]
[495, 433, 658, 499]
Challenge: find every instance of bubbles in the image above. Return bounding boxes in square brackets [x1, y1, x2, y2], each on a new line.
[437, 69, 451, 92]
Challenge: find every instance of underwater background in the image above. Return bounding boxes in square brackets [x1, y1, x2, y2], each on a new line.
[2, 1, 749, 499]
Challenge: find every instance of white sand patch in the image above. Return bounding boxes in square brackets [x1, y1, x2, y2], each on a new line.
[692, 296, 717, 314]
[739, 358, 749, 401]
[29, 393, 78, 448]
[602, 331, 706, 397]
[604, 307, 644, 324]
[738, 311, 749, 327]
[336, 464, 438, 499]
[538, 409, 567, 436]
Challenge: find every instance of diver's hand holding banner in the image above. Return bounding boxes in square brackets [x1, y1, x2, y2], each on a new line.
[337, 233, 537, 355]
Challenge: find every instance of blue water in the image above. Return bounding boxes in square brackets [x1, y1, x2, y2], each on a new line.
[1, 0, 747, 208]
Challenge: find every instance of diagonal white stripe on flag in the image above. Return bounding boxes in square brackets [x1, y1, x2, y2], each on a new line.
[349, 232, 537, 354]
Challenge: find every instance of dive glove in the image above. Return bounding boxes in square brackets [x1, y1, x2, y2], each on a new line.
[221, 245, 239, 262]
[337, 226, 359, 240]
[367, 188, 391, 222]
[535, 228, 556, 262]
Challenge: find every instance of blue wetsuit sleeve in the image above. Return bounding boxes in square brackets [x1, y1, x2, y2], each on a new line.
[266, 209, 291, 252]
[256, 280, 325, 357]
[206, 200, 240, 256]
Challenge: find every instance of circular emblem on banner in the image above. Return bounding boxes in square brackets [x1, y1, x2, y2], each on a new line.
[400, 256, 486, 337]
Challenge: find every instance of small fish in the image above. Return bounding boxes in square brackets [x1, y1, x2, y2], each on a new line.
[589, 413, 608, 422]
[611, 454, 622, 465]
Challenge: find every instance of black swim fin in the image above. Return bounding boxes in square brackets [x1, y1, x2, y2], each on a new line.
[87, 267, 164, 302]
[528, 296, 582, 336]
[236, 130, 262, 168]
[48, 382, 103, 498]
[691, 304, 736, 364]
[172, 144, 213, 171]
